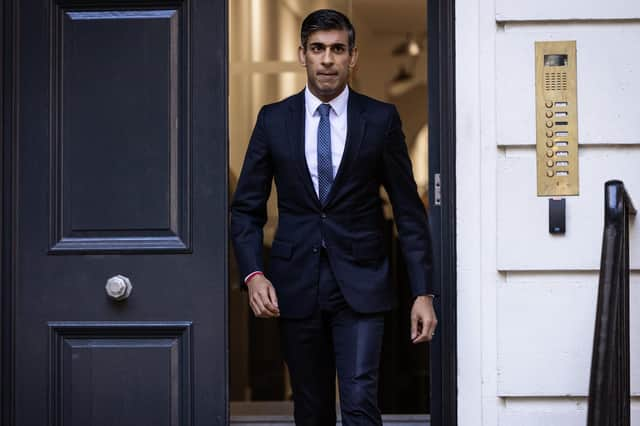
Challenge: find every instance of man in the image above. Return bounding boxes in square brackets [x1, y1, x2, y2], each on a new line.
[231, 9, 437, 425]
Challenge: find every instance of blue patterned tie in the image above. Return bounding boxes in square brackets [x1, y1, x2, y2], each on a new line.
[317, 103, 333, 204]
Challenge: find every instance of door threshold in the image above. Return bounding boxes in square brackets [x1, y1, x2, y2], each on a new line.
[230, 414, 430, 426]
[231, 402, 430, 425]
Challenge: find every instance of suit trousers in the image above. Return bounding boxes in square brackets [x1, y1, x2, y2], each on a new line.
[280, 250, 385, 426]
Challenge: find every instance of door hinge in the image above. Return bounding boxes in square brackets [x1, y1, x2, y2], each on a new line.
[434, 173, 442, 206]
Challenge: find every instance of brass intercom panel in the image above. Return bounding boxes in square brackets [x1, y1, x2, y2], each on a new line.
[535, 41, 579, 196]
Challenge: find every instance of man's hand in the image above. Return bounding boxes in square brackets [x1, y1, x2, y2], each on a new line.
[247, 275, 280, 318]
[410, 295, 437, 343]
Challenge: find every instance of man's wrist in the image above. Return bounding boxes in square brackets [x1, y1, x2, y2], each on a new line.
[244, 271, 264, 284]
[416, 294, 435, 301]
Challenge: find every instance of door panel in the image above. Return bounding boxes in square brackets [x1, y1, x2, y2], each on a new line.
[50, 322, 192, 426]
[14, 0, 227, 425]
[50, 5, 191, 252]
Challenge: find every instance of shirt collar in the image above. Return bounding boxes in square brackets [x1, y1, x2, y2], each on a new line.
[304, 85, 349, 117]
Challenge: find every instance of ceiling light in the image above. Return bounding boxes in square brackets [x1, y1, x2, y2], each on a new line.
[392, 34, 421, 57]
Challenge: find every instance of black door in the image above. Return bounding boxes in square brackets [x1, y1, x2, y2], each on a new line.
[7, 0, 227, 425]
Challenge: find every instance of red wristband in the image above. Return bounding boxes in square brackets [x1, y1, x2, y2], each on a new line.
[245, 271, 264, 284]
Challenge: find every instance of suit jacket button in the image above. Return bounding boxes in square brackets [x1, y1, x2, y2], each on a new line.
[312, 247, 319, 253]
[320, 213, 327, 219]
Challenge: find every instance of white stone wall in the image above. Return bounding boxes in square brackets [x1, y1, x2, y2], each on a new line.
[456, 0, 640, 424]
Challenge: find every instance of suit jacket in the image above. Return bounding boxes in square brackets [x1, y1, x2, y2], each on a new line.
[230, 88, 434, 318]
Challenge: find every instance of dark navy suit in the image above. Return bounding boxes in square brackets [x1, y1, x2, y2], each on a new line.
[231, 88, 434, 424]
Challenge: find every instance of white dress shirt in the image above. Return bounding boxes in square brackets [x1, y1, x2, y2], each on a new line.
[304, 85, 349, 197]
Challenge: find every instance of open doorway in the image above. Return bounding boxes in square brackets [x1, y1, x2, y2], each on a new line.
[228, 0, 433, 421]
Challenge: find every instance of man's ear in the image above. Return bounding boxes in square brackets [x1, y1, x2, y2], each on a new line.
[349, 47, 359, 68]
[298, 46, 306, 67]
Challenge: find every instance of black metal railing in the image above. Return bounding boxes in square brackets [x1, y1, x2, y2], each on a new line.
[587, 180, 636, 426]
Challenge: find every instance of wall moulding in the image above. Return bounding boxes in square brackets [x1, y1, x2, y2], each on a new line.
[496, 0, 640, 22]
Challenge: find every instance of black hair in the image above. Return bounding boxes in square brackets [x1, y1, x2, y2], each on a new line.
[300, 9, 356, 52]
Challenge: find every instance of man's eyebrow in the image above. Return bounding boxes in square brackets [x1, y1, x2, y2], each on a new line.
[309, 42, 348, 48]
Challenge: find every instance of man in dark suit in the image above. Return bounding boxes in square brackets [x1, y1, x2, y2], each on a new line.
[231, 9, 437, 425]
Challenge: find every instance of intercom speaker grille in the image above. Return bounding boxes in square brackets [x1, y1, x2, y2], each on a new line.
[544, 72, 568, 91]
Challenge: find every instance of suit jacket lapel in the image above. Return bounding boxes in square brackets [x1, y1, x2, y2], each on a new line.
[324, 89, 366, 208]
[286, 91, 321, 208]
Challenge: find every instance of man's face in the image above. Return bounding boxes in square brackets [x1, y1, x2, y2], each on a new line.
[298, 29, 358, 102]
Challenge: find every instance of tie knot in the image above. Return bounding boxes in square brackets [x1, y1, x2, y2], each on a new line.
[318, 103, 331, 118]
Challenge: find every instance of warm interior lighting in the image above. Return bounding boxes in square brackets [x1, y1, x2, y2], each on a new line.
[408, 40, 420, 56]
[392, 34, 421, 57]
